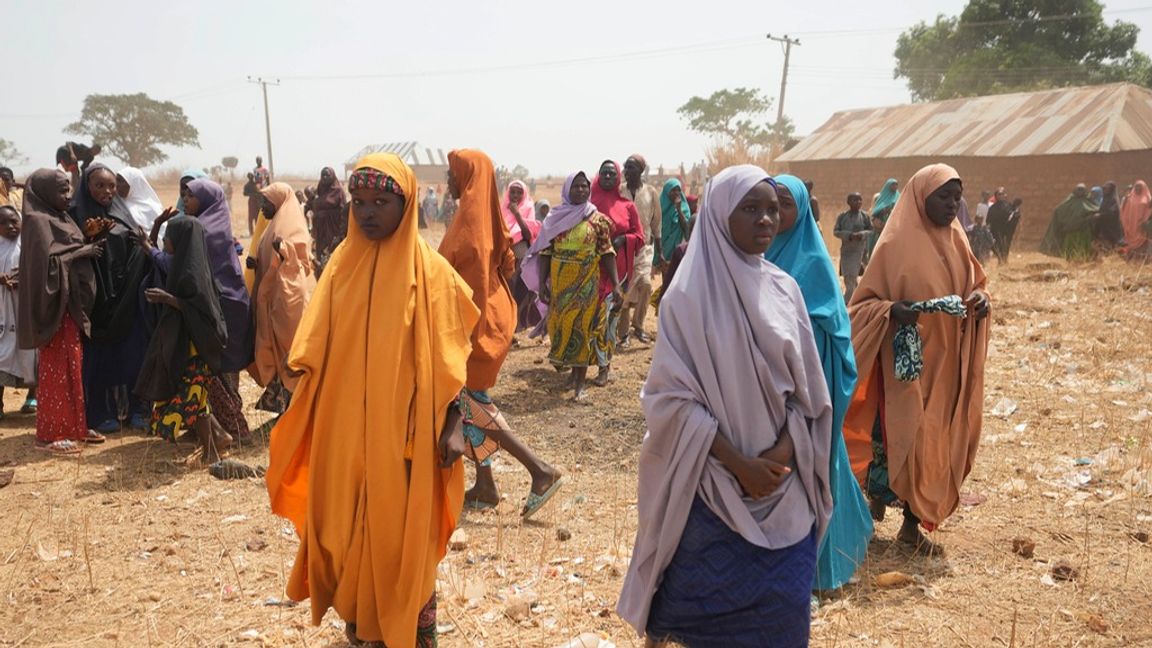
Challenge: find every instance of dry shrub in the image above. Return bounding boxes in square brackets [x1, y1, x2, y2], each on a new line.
[704, 139, 775, 176]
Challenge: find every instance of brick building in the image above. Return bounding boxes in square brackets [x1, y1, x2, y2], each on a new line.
[777, 83, 1152, 249]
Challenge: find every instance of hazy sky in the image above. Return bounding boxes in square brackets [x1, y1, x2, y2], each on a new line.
[3, 0, 1151, 178]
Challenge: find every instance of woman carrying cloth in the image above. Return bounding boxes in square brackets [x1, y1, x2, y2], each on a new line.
[249, 182, 316, 414]
[266, 153, 480, 647]
[842, 164, 990, 555]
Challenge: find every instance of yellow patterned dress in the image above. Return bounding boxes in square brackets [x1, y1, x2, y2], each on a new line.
[151, 344, 212, 441]
[543, 212, 615, 369]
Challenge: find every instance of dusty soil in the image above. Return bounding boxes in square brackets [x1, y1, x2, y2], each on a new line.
[1, 220, 1150, 647]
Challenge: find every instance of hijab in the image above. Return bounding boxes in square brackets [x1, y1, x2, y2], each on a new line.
[1121, 180, 1150, 253]
[535, 199, 551, 222]
[186, 178, 247, 305]
[266, 152, 478, 648]
[659, 178, 691, 262]
[1041, 188, 1099, 256]
[0, 207, 33, 383]
[69, 162, 115, 227]
[500, 179, 539, 245]
[112, 167, 163, 230]
[843, 164, 989, 527]
[618, 165, 833, 633]
[1090, 186, 1104, 206]
[315, 167, 345, 211]
[957, 196, 973, 231]
[176, 168, 207, 215]
[135, 216, 227, 401]
[871, 178, 900, 219]
[766, 174, 872, 590]
[17, 169, 97, 349]
[438, 149, 516, 391]
[590, 160, 644, 283]
[250, 183, 316, 391]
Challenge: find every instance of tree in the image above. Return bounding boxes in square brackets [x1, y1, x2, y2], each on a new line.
[677, 88, 788, 149]
[0, 138, 26, 166]
[64, 93, 200, 167]
[895, 0, 1152, 102]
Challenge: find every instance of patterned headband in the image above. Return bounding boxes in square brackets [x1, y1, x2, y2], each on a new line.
[348, 168, 405, 198]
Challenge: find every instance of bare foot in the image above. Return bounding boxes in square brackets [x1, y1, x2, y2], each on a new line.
[529, 467, 562, 498]
[898, 524, 945, 556]
[869, 497, 887, 522]
[464, 484, 500, 508]
[591, 367, 612, 387]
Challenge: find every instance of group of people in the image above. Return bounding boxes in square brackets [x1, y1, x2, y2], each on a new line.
[244, 151, 984, 647]
[1040, 181, 1152, 261]
[5, 144, 1005, 646]
[1, 153, 317, 461]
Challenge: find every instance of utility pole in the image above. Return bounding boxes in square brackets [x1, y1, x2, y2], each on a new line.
[766, 34, 800, 159]
[247, 76, 280, 178]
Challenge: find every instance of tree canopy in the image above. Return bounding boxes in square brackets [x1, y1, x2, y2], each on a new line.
[676, 88, 794, 150]
[64, 93, 200, 168]
[0, 139, 26, 166]
[895, 0, 1152, 102]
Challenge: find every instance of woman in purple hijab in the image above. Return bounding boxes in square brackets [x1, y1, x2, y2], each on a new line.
[617, 165, 833, 647]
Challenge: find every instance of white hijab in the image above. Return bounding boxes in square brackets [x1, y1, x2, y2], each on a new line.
[0, 225, 35, 383]
[111, 167, 162, 230]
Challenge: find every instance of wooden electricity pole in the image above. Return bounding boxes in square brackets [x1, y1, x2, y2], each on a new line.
[247, 77, 281, 178]
[766, 34, 800, 159]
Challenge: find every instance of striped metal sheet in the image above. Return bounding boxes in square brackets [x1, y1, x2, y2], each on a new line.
[346, 142, 448, 167]
[779, 83, 1152, 161]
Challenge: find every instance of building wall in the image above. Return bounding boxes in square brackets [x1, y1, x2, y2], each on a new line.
[778, 150, 1152, 252]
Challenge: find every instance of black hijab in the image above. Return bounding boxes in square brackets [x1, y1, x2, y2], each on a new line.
[135, 216, 227, 401]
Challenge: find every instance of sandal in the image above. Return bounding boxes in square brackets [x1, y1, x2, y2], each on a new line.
[35, 439, 81, 455]
[83, 430, 106, 444]
[521, 477, 564, 519]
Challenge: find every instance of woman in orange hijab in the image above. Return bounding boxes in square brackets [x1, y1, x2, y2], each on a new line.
[439, 149, 562, 519]
[249, 182, 316, 413]
[1121, 179, 1151, 260]
[842, 164, 990, 555]
[265, 153, 479, 647]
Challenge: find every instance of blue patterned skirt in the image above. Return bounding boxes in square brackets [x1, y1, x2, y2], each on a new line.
[647, 496, 817, 648]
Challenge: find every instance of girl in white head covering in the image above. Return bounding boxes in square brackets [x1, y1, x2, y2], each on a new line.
[112, 167, 163, 231]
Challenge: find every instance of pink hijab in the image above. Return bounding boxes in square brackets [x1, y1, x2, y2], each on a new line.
[1121, 180, 1150, 254]
[617, 165, 833, 634]
[501, 179, 539, 245]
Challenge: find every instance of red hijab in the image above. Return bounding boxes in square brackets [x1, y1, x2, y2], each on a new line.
[590, 160, 644, 291]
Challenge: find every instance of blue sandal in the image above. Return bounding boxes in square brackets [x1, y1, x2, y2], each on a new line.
[521, 477, 563, 520]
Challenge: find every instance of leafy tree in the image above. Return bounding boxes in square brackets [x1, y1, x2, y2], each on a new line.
[895, 0, 1152, 102]
[678, 88, 791, 149]
[0, 138, 26, 166]
[64, 93, 200, 167]
[221, 156, 239, 170]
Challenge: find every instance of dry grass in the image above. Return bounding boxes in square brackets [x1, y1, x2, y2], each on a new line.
[1, 239, 1150, 647]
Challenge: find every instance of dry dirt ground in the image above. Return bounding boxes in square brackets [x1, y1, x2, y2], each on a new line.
[1, 206, 1151, 647]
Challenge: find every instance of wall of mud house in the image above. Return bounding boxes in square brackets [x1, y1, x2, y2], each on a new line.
[778, 149, 1152, 254]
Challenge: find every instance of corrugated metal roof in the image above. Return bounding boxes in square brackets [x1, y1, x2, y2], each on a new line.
[778, 83, 1152, 162]
[345, 142, 448, 167]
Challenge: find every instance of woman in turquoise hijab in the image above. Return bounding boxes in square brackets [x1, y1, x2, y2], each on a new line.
[658, 178, 691, 265]
[866, 178, 900, 260]
[766, 174, 873, 592]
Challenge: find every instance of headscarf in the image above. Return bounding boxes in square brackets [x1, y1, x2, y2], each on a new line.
[0, 207, 33, 384]
[315, 167, 345, 211]
[870, 178, 900, 219]
[134, 216, 227, 401]
[500, 179, 539, 245]
[842, 164, 989, 528]
[1121, 180, 1150, 253]
[112, 167, 163, 230]
[69, 162, 115, 227]
[438, 149, 516, 391]
[176, 168, 207, 215]
[1090, 186, 1104, 206]
[659, 178, 691, 262]
[765, 175, 872, 590]
[957, 196, 973, 231]
[590, 160, 644, 286]
[250, 182, 316, 392]
[534, 199, 551, 222]
[17, 169, 97, 349]
[266, 153, 478, 647]
[618, 165, 833, 633]
[627, 154, 647, 173]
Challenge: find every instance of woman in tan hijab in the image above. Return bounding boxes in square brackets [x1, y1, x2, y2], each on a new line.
[249, 183, 316, 413]
[842, 164, 990, 555]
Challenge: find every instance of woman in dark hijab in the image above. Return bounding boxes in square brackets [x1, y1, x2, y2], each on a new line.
[136, 216, 232, 462]
[311, 167, 347, 274]
[1094, 181, 1125, 250]
[19, 169, 104, 453]
[70, 163, 155, 432]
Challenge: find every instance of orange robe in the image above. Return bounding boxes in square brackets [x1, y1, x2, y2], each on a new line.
[842, 163, 990, 527]
[249, 183, 316, 391]
[437, 149, 516, 391]
[266, 153, 479, 646]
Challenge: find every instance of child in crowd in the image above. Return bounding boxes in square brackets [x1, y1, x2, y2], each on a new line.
[967, 211, 997, 265]
[0, 206, 37, 417]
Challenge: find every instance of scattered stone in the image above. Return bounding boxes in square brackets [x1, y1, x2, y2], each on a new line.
[246, 538, 268, 552]
[1051, 562, 1079, 582]
[1129, 531, 1149, 544]
[504, 592, 537, 621]
[448, 529, 468, 551]
[1011, 538, 1036, 559]
[556, 527, 572, 542]
[874, 571, 914, 588]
